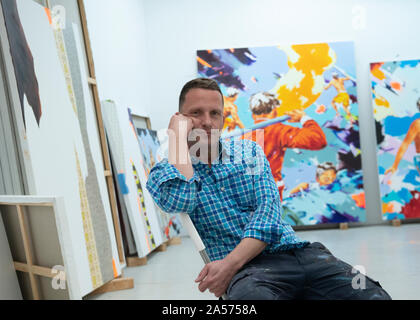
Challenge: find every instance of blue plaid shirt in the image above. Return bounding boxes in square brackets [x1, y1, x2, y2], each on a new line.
[146, 138, 309, 261]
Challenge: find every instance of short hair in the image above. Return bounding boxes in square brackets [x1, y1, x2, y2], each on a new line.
[179, 78, 224, 111]
[316, 162, 337, 179]
[249, 92, 280, 115]
[332, 72, 339, 80]
[417, 97, 420, 112]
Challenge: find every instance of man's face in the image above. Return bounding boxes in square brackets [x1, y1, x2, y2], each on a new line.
[181, 88, 224, 147]
[317, 169, 337, 186]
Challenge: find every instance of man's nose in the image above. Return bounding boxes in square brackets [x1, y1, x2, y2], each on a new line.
[201, 113, 212, 127]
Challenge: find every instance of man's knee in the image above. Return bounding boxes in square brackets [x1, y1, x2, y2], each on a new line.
[355, 276, 392, 300]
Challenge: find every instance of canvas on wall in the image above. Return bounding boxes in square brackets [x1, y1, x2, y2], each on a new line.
[102, 101, 165, 257]
[1, 0, 122, 298]
[197, 42, 366, 225]
[371, 59, 420, 220]
[135, 128, 182, 240]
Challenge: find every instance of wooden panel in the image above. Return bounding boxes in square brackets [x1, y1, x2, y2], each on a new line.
[77, 0, 124, 264]
[16, 205, 40, 300]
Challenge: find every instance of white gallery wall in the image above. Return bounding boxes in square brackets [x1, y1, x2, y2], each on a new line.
[86, 0, 420, 224]
[84, 0, 151, 117]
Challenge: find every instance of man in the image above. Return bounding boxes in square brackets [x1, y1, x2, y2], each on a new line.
[223, 87, 245, 132]
[385, 98, 420, 175]
[243, 92, 327, 199]
[289, 162, 337, 195]
[146, 78, 391, 300]
[324, 73, 353, 122]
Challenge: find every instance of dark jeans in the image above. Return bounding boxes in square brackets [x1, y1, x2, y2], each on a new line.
[227, 242, 392, 300]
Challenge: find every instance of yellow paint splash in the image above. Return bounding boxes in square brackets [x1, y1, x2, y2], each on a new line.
[273, 43, 336, 116]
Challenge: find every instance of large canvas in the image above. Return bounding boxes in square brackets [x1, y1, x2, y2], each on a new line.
[102, 101, 165, 257]
[371, 59, 420, 220]
[197, 42, 366, 225]
[136, 128, 182, 240]
[1, 0, 121, 298]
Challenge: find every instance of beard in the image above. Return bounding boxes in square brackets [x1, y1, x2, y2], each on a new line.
[188, 128, 221, 164]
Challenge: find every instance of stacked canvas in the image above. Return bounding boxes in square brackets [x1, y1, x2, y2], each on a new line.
[371, 59, 420, 220]
[102, 101, 168, 258]
[1, 0, 122, 298]
[197, 42, 366, 226]
[135, 128, 182, 240]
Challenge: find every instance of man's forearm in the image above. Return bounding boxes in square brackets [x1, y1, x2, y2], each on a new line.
[224, 238, 267, 271]
[168, 133, 194, 180]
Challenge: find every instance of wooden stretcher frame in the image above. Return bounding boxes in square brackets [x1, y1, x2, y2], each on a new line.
[0, 196, 74, 300]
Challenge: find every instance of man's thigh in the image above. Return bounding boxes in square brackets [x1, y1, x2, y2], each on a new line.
[227, 252, 305, 300]
[297, 242, 392, 300]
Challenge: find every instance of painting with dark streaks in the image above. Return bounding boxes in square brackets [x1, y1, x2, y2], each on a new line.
[1, 0, 42, 127]
[0, 0, 123, 298]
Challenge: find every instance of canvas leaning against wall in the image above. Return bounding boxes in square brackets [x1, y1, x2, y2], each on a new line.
[1, 0, 122, 298]
[102, 101, 165, 257]
[197, 41, 366, 226]
[135, 128, 182, 240]
[371, 59, 420, 220]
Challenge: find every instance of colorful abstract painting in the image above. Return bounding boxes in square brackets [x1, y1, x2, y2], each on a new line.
[371, 59, 420, 220]
[135, 128, 182, 240]
[1, 0, 122, 298]
[197, 42, 366, 225]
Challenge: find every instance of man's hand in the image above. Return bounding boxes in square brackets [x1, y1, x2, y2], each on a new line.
[285, 109, 305, 123]
[195, 258, 239, 298]
[168, 112, 198, 179]
[168, 112, 195, 139]
[195, 238, 267, 298]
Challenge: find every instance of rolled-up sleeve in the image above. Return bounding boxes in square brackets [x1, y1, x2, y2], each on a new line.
[242, 144, 284, 244]
[146, 159, 201, 214]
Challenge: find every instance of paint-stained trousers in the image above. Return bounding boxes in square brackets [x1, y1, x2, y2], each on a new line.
[227, 242, 392, 300]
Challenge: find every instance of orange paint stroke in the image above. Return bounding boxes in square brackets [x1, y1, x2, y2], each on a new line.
[197, 56, 212, 68]
[390, 81, 401, 91]
[382, 202, 394, 214]
[351, 192, 366, 208]
[371, 63, 386, 80]
[45, 7, 52, 25]
[374, 96, 390, 108]
[112, 258, 118, 278]
[316, 104, 326, 114]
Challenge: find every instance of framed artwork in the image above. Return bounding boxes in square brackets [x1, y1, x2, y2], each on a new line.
[197, 41, 366, 225]
[371, 59, 420, 220]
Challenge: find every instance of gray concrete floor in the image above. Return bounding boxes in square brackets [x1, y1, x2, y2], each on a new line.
[88, 224, 420, 300]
